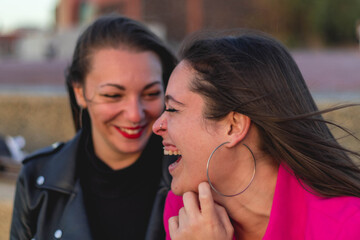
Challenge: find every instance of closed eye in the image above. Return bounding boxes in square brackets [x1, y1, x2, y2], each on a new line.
[165, 108, 178, 112]
[147, 91, 161, 96]
[143, 91, 162, 100]
[101, 94, 123, 98]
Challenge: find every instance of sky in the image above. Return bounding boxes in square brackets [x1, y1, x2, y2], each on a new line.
[0, 0, 59, 33]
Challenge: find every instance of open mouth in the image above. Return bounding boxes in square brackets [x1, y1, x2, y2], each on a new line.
[163, 146, 182, 173]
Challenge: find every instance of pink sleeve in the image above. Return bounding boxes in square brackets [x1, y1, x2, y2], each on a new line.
[336, 210, 360, 239]
[164, 190, 184, 240]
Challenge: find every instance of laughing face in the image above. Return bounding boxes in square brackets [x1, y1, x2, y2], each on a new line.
[74, 48, 164, 168]
[153, 61, 228, 195]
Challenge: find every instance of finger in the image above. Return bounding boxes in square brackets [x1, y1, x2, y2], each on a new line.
[168, 216, 179, 239]
[178, 207, 187, 229]
[198, 182, 217, 218]
[182, 191, 200, 218]
[214, 203, 234, 234]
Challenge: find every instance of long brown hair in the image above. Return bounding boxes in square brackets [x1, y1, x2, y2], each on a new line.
[180, 30, 360, 197]
[65, 14, 177, 131]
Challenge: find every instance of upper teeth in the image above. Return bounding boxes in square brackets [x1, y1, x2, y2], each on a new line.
[164, 149, 182, 155]
[120, 127, 141, 135]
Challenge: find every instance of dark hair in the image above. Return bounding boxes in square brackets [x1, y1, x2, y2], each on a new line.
[66, 14, 177, 130]
[180, 30, 360, 197]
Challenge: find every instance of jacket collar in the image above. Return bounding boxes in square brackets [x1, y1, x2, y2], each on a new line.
[39, 130, 82, 194]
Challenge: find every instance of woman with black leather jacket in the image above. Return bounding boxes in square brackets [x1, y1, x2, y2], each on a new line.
[10, 14, 177, 240]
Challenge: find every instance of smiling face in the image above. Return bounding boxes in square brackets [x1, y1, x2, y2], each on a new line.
[74, 48, 164, 167]
[153, 61, 228, 195]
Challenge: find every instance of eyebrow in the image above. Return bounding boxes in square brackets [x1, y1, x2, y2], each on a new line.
[165, 95, 185, 106]
[99, 81, 162, 91]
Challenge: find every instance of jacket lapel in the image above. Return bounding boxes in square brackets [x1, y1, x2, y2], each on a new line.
[57, 180, 93, 239]
[36, 130, 93, 238]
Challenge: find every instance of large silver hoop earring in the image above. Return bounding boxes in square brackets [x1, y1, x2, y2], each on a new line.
[206, 142, 256, 197]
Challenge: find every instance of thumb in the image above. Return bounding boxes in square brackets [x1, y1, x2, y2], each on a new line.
[169, 216, 179, 239]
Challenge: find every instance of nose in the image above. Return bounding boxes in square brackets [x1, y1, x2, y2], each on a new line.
[152, 114, 166, 136]
[126, 97, 145, 123]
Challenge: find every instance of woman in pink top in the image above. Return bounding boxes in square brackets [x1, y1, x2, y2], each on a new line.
[152, 30, 360, 239]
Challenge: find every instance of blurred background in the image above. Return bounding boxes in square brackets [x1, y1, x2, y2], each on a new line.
[0, 0, 360, 238]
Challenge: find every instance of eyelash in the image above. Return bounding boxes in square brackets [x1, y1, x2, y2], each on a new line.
[102, 94, 122, 98]
[165, 108, 178, 112]
[145, 91, 161, 97]
[100, 91, 161, 99]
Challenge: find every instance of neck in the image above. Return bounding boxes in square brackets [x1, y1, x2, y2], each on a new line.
[98, 151, 141, 170]
[92, 139, 142, 171]
[215, 160, 279, 239]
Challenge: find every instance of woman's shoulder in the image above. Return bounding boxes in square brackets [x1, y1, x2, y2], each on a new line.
[23, 142, 64, 164]
[303, 195, 360, 239]
[14, 141, 67, 196]
[22, 132, 82, 168]
[19, 132, 82, 179]
[309, 194, 360, 222]
[280, 164, 360, 222]
[19, 141, 66, 176]
[16, 134, 82, 196]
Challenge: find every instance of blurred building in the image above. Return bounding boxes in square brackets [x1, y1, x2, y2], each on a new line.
[0, 32, 20, 58]
[2, 0, 360, 61]
[54, 0, 265, 42]
[55, 0, 205, 41]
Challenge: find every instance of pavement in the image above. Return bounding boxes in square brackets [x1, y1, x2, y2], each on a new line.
[292, 49, 360, 102]
[0, 59, 68, 95]
[0, 49, 360, 96]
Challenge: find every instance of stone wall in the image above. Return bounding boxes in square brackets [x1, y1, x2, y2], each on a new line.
[0, 94, 75, 153]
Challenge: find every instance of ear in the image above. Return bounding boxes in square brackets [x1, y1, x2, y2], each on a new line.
[225, 112, 251, 148]
[73, 83, 87, 108]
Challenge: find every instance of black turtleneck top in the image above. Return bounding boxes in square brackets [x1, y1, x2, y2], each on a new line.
[78, 131, 163, 240]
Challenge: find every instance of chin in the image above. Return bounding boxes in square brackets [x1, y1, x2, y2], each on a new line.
[171, 177, 204, 196]
[170, 182, 184, 196]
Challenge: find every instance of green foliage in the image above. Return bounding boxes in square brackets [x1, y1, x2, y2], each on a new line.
[274, 0, 360, 47]
[320, 0, 360, 45]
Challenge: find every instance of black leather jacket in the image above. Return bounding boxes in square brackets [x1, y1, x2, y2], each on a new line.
[10, 131, 172, 240]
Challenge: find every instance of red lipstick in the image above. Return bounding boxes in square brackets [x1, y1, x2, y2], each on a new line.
[115, 125, 146, 139]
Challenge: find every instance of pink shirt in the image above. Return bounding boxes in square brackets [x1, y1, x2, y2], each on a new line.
[164, 164, 360, 239]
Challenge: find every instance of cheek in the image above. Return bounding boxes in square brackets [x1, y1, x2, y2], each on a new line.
[87, 104, 117, 124]
[146, 100, 165, 119]
[183, 129, 214, 174]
